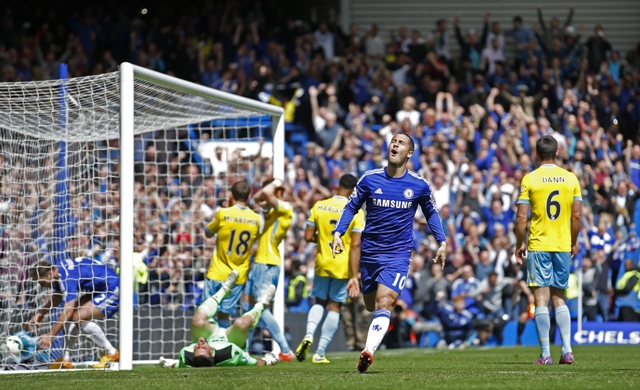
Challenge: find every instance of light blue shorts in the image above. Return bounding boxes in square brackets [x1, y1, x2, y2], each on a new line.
[311, 275, 348, 303]
[202, 278, 244, 315]
[245, 263, 280, 300]
[526, 251, 571, 289]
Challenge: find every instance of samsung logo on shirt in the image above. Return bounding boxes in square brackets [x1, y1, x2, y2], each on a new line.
[372, 198, 413, 209]
[541, 176, 565, 183]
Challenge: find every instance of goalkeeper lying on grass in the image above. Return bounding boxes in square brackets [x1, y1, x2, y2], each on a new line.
[160, 270, 279, 368]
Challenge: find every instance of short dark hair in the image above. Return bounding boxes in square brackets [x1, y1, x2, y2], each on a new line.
[231, 181, 251, 202]
[262, 178, 276, 188]
[191, 355, 215, 367]
[513, 16, 523, 24]
[291, 259, 302, 271]
[536, 135, 558, 161]
[338, 174, 358, 191]
[393, 131, 415, 153]
[30, 260, 54, 280]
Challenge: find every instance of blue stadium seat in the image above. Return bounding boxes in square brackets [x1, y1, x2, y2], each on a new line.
[285, 123, 308, 156]
[284, 141, 295, 160]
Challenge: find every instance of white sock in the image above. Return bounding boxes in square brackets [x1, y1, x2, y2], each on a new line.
[305, 304, 325, 338]
[364, 309, 391, 354]
[64, 323, 80, 361]
[81, 322, 116, 356]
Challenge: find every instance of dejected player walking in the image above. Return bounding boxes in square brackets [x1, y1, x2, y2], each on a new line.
[332, 131, 447, 373]
[202, 181, 262, 329]
[515, 135, 582, 365]
[296, 174, 365, 364]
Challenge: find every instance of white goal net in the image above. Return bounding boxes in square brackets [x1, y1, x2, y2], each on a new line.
[0, 63, 284, 370]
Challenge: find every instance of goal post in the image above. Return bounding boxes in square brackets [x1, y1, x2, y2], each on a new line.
[0, 62, 285, 371]
[118, 63, 286, 369]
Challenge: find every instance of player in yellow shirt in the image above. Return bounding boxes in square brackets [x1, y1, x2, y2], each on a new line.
[296, 174, 365, 364]
[515, 135, 582, 365]
[203, 181, 262, 328]
[243, 178, 295, 361]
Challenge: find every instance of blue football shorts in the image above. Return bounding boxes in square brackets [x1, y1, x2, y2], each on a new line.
[360, 255, 411, 295]
[202, 278, 244, 315]
[311, 275, 348, 303]
[244, 263, 280, 300]
[93, 287, 120, 319]
[526, 251, 571, 289]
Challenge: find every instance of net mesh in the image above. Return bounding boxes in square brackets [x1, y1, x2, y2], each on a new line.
[0, 73, 266, 141]
[0, 70, 275, 367]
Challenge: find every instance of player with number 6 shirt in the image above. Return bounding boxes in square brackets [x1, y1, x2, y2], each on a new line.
[515, 135, 582, 365]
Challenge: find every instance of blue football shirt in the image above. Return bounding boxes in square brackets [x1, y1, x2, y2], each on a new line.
[53, 257, 120, 304]
[335, 168, 446, 257]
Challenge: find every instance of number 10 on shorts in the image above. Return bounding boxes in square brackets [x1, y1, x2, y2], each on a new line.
[392, 273, 407, 290]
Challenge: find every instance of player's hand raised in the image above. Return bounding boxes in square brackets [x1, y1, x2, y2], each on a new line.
[433, 242, 447, 270]
[331, 233, 344, 259]
[347, 277, 360, 298]
[515, 244, 527, 265]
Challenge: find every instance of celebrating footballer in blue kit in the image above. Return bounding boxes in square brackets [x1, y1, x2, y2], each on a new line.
[26, 258, 120, 369]
[332, 131, 447, 373]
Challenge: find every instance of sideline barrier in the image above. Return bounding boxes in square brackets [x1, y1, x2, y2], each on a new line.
[555, 321, 640, 345]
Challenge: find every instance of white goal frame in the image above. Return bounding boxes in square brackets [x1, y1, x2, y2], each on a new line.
[118, 62, 285, 370]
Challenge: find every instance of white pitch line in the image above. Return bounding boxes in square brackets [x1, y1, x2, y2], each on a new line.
[496, 371, 578, 374]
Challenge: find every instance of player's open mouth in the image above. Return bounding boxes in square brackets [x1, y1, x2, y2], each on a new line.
[391, 150, 398, 156]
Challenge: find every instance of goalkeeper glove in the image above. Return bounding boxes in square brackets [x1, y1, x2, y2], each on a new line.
[159, 356, 178, 369]
[262, 352, 279, 366]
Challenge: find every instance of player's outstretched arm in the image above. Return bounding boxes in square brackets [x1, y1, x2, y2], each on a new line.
[334, 180, 367, 240]
[24, 292, 62, 333]
[39, 298, 78, 349]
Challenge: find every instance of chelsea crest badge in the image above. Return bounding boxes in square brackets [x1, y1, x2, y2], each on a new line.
[403, 188, 413, 199]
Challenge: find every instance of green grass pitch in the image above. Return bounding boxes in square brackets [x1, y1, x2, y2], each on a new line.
[3, 346, 639, 389]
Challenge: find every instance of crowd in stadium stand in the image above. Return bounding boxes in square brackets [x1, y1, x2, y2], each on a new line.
[1, 1, 640, 351]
